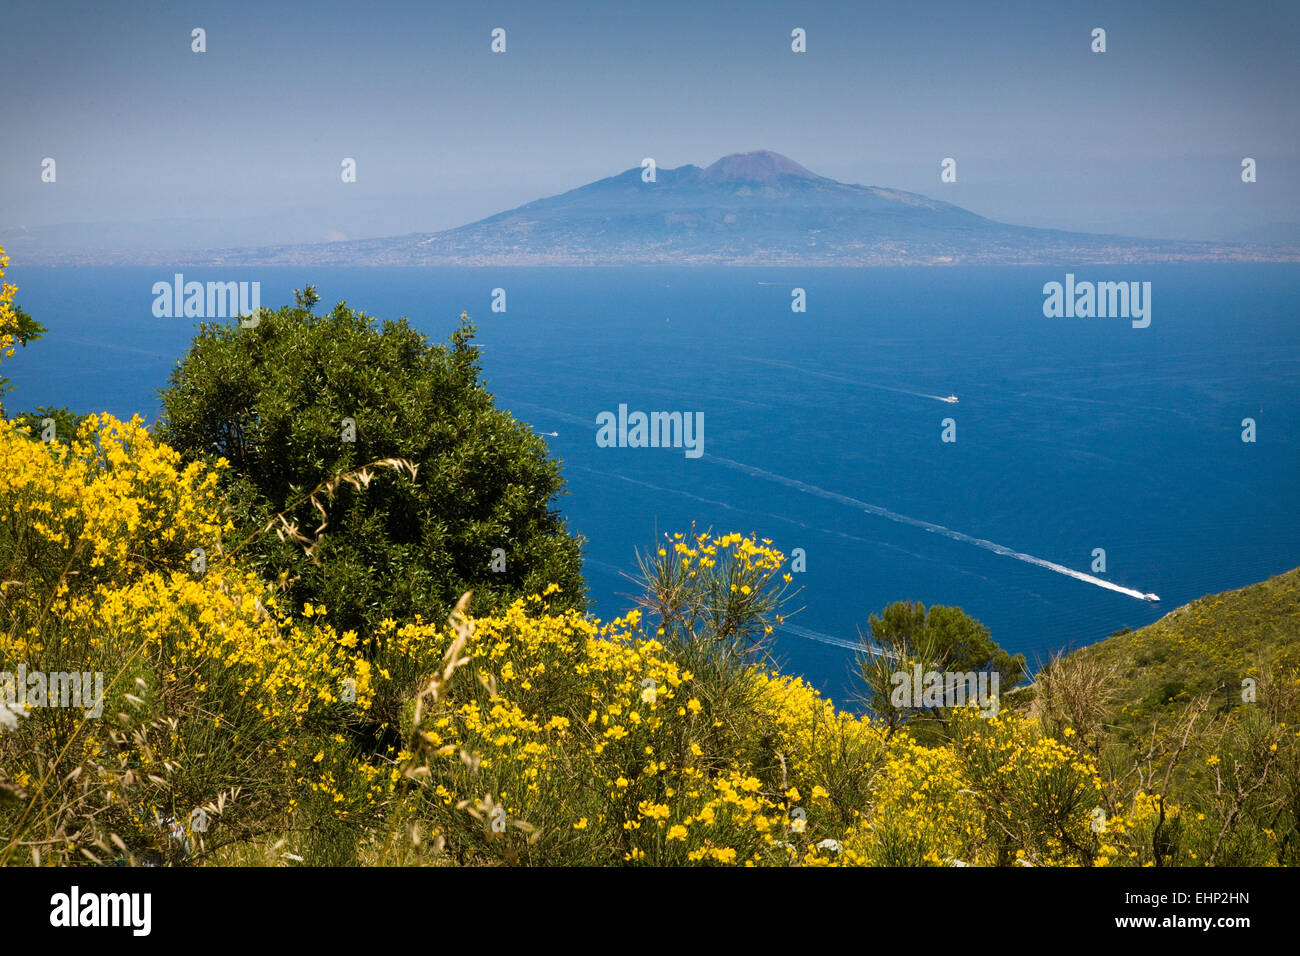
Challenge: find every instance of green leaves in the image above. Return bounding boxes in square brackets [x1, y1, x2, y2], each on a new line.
[0, 304, 47, 417]
[157, 299, 586, 640]
[856, 600, 1026, 741]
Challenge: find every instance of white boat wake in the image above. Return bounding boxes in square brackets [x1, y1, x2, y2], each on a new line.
[707, 455, 1158, 603]
[777, 622, 871, 653]
[741, 356, 957, 404]
[495, 396, 1157, 604]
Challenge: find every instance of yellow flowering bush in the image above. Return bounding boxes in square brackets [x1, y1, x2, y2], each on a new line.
[0, 248, 16, 361]
[946, 706, 1103, 865]
[0, 245, 47, 419]
[383, 578, 843, 865]
[1092, 792, 1190, 867]
[0, 414, 377, 864]
[749, 668, 888, 844]
[848, 737, 984, 866]
[370, 530, 1125, 868]
[635, 528, 796, 653]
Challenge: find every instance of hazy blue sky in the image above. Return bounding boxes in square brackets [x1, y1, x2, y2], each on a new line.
[2, 0, 1297, 249]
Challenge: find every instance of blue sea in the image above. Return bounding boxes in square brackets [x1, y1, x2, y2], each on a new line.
[5, 265, 1298, 706]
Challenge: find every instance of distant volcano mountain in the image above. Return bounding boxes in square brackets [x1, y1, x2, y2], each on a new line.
[62, 150, 1300, 266]
[405, 149, 1016, 265]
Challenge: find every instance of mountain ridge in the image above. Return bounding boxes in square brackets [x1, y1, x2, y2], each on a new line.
[11, 151, 1300, 266]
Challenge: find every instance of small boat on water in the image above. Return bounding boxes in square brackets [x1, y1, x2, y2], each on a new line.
[1143, 593, 1161, 603]
[942, 394, 959, 403]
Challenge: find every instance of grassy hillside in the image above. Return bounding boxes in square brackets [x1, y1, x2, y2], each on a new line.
[1024, 567, 1300, 865]
[1069, 567, 1300, 744]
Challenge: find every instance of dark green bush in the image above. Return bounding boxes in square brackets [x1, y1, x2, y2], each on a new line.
[157, 297, 586, 635]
